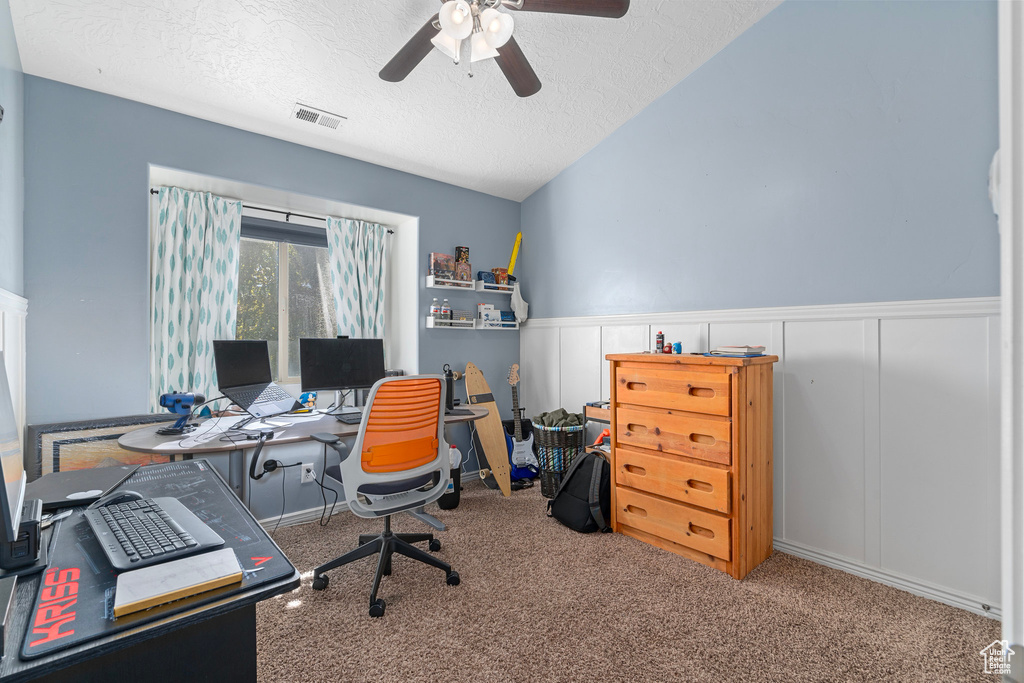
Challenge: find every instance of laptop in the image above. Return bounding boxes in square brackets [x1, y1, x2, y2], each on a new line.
[26, 464, 139, 511]
[213, 340, 302, 418]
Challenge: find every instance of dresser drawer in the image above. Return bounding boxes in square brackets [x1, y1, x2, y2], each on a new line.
[615, 447, 731, 514]
[616, 487, 731, 561]
[615, 365, 731, 416]
[616, 406, 732, 466]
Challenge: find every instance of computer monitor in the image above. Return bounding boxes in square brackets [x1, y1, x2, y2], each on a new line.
[299, 338, 386, 393]
[0, 352, 26, 545]
[213, 340, 273, 389]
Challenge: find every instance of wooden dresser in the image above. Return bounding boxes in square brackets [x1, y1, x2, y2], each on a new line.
[606, 353, 777, 579]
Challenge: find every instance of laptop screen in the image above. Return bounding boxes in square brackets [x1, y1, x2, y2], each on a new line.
[213, 340, 273, 389]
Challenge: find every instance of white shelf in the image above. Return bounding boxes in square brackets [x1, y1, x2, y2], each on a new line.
[426, 275, 474, 290]
[474, 280, 514, 294]
[425, 316, 519, 330]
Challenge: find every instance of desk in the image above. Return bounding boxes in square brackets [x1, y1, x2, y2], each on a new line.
[118, 407, 489, 501]
[0, 461, 300, 683]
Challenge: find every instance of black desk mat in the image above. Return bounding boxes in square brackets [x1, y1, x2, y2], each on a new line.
[22, 460, 295, 659]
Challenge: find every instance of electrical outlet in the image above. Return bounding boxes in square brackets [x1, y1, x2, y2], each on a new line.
[300, 464, 316, 484]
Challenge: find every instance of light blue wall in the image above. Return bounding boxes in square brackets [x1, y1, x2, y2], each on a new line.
[520, 0, 999, 318]
[0, 0, 23, 297]
[23, 77, 520, 471]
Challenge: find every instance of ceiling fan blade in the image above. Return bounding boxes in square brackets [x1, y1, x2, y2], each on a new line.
[507, 0, 629, 19]
[379, 13, 440, 82]
[495, 37, 542, 98]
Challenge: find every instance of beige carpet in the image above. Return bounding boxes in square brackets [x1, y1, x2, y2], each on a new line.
[256, 481, 998, 682]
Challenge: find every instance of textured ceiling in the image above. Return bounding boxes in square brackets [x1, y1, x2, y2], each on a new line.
[9, 0, 779, 201]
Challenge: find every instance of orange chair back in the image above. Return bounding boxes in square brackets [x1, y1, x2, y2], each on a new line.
[360, 378, 442, 474]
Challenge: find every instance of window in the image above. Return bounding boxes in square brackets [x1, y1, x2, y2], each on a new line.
[235, 217, 337, 382]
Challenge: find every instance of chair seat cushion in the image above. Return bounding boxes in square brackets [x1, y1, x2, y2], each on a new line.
[326, 465, 435, 495]
[357, 474, 434, 495]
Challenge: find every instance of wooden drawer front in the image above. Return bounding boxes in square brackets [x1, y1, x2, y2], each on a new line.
[615, 365, 731, 416]
[616, 406, 732, 466]
[616, 487, 731, 561]
[615, 447, 731, 514]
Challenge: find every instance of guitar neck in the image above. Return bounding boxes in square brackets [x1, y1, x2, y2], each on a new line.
[511, 385, 523, 442]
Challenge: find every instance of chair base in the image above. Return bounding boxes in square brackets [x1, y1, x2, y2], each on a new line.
[311, 516, 459, 617]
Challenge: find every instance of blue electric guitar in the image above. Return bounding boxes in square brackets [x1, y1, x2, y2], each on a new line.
[505, 364, 538, 480]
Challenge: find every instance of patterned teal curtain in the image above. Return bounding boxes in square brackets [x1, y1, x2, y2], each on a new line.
[325, 217, 389, 338]
[149, 187, 242, 411]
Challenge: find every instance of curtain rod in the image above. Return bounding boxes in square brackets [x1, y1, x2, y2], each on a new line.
[149, 188, 393, 233]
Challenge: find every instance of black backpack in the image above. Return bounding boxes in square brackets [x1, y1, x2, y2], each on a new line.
[546, 451, 611, 533]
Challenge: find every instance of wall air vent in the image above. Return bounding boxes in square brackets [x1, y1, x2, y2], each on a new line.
[292, 102, 346, 131]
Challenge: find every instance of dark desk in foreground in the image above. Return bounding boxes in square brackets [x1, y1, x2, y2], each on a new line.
[0, 461, 300, 683]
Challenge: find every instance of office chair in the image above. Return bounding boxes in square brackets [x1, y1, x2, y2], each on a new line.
[310, 375, 459, 617]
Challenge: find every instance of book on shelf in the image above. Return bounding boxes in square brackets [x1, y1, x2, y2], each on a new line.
[710, 345, 766, 356]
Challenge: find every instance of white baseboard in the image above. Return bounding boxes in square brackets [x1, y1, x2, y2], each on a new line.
[258, 501, 350, 529]
[774, 539, 1000, 619]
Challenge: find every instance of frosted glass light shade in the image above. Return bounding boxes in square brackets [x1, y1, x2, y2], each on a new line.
[431, 31, 461, 61]
[470, 32, 499, 62]
[480, 8, 514, 49]
[439, 1, 473, 40]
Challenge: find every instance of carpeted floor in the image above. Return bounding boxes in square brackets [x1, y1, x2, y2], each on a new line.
[256, 481, 998, 682]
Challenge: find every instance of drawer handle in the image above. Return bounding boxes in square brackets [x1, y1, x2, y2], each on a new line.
[688, 386, 715, 398]
[626, 423, 649, 435]
[623, 464, 647, 476]
[689, 433, 716, 445]
[688, 523, 714, 539]
[625, 381, 648, 391]
[686, 479, 713, 493]
[624, 505, 648, 518]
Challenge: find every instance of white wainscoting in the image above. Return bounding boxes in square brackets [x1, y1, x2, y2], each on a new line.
[519, 297, 1001, 617]
[0, 288, 27, 445]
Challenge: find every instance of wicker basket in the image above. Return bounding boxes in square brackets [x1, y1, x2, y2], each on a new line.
[531, 422, 585, 498]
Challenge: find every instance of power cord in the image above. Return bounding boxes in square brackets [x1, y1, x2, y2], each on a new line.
[315, 443, 341, 526]
[271, 462, 302, 535]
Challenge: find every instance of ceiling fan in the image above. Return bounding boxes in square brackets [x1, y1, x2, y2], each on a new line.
[379, 0, 630, 98]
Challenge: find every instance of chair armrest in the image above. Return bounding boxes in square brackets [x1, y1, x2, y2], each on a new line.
[311, 432, 350, 461]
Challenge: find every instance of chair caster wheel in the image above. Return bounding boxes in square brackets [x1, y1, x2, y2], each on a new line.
[312, 575, 329, 591]
[446, 571, 460, 586]
[369, 599, 386, 618]
[429, 539, 441, 552]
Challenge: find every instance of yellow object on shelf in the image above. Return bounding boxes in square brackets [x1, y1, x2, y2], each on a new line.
[508, 231, 522, 276]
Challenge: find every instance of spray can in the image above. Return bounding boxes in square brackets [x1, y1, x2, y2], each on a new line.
[655, 331, 664, 353]
[438, 444, 462, 509]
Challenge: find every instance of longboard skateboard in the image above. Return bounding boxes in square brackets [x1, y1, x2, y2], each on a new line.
[464, 362, 512, 497]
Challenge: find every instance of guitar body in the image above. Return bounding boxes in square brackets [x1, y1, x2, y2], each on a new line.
[504, 430, 537, 481]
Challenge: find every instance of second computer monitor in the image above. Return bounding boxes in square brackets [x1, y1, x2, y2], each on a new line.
[299, 338, 386, 393]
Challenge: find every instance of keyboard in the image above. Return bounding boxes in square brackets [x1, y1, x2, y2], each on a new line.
[335, 411, 363, 424]
[233, 384, 292, 407]
[84, 496, 225, 571]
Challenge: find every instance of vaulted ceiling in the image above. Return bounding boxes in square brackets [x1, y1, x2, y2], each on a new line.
[9, 0, 778, 200]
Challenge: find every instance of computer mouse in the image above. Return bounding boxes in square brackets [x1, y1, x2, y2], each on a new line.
[89, 489, 145, 509]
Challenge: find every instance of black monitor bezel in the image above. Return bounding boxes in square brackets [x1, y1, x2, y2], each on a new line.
[298, 338, 386, 393]
[0, 352, 25, 544]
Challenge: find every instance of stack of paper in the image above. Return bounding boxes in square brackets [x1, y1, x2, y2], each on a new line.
[710, 345, 766, 356]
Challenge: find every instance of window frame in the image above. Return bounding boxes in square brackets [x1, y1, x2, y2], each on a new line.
[238, 215, 333, 385]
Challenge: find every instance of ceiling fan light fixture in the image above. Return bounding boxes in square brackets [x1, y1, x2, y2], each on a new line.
[470, 31, 499, 62]
[480, 8, 514, 49]
[431, 31, 462, 61]
[439, 0, 473, 41]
